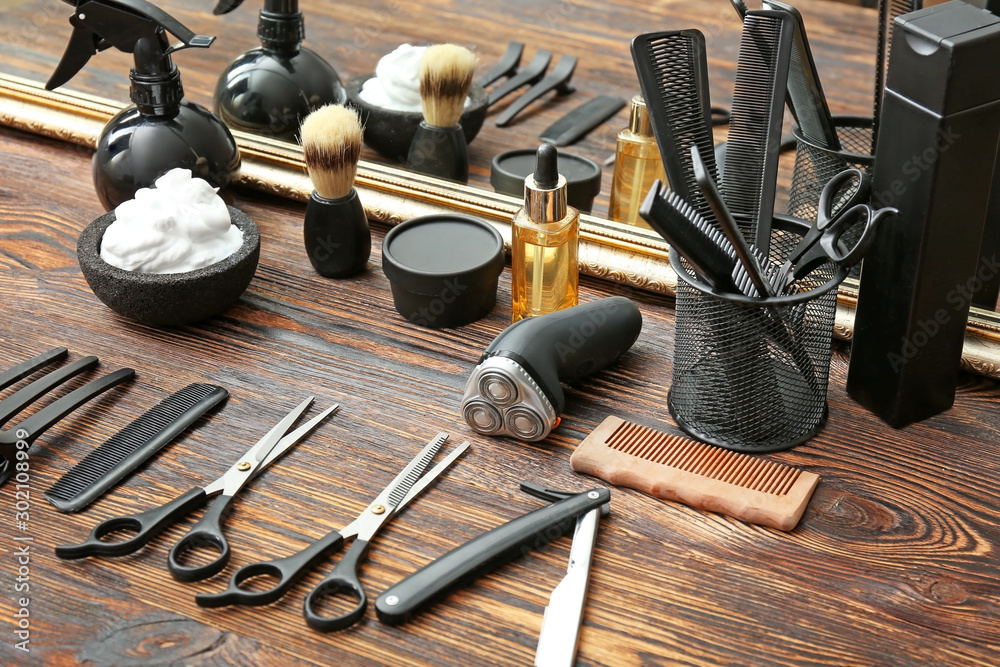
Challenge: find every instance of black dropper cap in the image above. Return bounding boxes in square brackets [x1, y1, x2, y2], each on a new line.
[534, 143, 560, 189]
[524, 143, 568, 222]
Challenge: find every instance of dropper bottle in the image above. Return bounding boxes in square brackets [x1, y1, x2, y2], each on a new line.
[608, 96, 667, 228]
[511, 143, 580, 322]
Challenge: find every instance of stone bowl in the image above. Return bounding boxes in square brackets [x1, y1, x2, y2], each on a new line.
[77, 207, 260, 327]
[345, 75, 489, 162]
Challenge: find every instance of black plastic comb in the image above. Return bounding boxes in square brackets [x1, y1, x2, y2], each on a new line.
[631, 30, 718, 221]
[761, 1, 840, 151]
[872, 0, 923, 154]
[723, 9, 794, 252]
[692, 145, 776, 298]
[639, 182, 776, 298]
[0, 349, 135, 487]
[45, 383, 229, 512]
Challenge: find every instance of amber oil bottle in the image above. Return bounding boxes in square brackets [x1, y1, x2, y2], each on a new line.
[608, 96, 667, 228]
[511, 143, 580, 322]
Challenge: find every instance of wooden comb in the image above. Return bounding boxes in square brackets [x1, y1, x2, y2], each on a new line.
[570, 416, 819, 531]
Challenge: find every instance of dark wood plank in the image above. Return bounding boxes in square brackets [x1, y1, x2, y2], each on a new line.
[2, 1, 1000, 666]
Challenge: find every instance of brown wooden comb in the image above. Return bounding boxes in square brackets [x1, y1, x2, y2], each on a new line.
[570, 416, 819, 531]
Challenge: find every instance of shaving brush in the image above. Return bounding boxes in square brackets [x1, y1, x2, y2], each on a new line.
[406, 44, 477, 182]
[301, 104, 371, 278]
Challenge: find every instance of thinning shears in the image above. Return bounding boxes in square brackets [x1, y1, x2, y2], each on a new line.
[56, 396, 338, 582]
[776, 168, 898, 291]
[195, 432, 469, 632]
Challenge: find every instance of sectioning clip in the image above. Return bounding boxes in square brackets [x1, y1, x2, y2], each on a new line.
[495, 55, 577, 127]
[478, 41, 524, 87]
[488, 50, 552, 106]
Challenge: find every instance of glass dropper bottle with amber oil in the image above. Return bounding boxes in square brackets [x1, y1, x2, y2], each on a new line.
[608, 96, 667, 228]
[511, 143, 580, 322]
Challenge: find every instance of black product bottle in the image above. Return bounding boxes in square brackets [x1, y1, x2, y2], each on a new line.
[46, 0, 241, 211]
[847, 1, 1000, 427]
[213, 0, 345, 142]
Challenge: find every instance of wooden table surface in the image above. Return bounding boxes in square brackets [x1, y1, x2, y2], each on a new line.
[2, 1, 999, 666]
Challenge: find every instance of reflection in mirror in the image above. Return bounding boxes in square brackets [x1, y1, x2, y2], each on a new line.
[2, 0, 1000, 377]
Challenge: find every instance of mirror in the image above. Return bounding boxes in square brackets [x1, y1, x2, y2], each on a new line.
[3, 0, 1000, 378]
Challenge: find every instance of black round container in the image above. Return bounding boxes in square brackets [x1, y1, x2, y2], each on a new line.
[382, 215, 504, 328]
[490, 149, 602, 213]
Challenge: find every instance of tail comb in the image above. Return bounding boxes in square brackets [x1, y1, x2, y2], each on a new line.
[631, 30, 718, 219]
[723, 9, 795, 251]
[570, 416, 819, 530]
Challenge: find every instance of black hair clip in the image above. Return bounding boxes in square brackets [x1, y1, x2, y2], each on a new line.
[495, 55, 577, 127]
[478, 41, 524, 87]
[488, 50, 552, 106]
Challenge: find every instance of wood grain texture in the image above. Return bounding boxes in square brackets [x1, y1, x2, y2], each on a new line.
[1, 1, 1000, 666]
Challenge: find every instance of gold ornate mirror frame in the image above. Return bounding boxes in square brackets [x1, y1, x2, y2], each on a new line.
[4, 72, 1000, 379]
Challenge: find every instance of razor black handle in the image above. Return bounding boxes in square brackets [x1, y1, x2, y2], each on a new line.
[484, 297, 641, 412]
[374, 487, 610, 626]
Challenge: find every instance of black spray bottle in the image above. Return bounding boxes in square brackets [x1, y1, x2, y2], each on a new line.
[847, 1, 1000, 427]
[212, 0, 345, 142]
[47, 0, 241, 211]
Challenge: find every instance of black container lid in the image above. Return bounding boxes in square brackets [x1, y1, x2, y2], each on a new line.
[490, 148, 602, 212]
[382, 215, 505, 297]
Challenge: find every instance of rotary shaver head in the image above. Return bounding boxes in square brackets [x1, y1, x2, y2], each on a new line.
[460, 297, 643, 443]
[461, 356, 558, 442]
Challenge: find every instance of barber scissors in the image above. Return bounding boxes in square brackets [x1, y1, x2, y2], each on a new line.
[56, 396, 338, 582]
[195, 433, 469, 632]
[776, 168, 898, 291]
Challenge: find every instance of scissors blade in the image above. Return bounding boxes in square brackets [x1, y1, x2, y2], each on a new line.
[211, 396, 315, 496]
[533, 507, 601, 667]
[253, 396, 315, 461]
[394, 441, 470, 512]
[258, 403, 339, 471]
[354, 433, 449, 541]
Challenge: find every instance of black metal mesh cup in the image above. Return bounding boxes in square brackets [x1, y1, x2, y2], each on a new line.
[668, 215, 849, 453]
[787, 115, 874, 223]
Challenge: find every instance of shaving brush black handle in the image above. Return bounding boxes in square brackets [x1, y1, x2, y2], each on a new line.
[406, 122, 469, 183]
[303, 189, 371, 278]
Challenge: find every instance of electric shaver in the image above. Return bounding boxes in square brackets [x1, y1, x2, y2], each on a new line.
[461, 297, 643, 442]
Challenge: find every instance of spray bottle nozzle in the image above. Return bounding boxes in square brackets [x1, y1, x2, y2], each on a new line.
[47, 0, 215, 94]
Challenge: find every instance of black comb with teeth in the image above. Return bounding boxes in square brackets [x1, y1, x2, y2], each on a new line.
[45, 383, 229, 512]
[723, 9, 794, 252]
[0, 347, 134, 487]
[631, 30, 718, 220]
[639, 182, 774, 298]
[761, 0, 840, 152]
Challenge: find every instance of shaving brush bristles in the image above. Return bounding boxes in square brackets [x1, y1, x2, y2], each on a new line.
[419, 44, 477, 128]
[300, 105, 364, 200]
